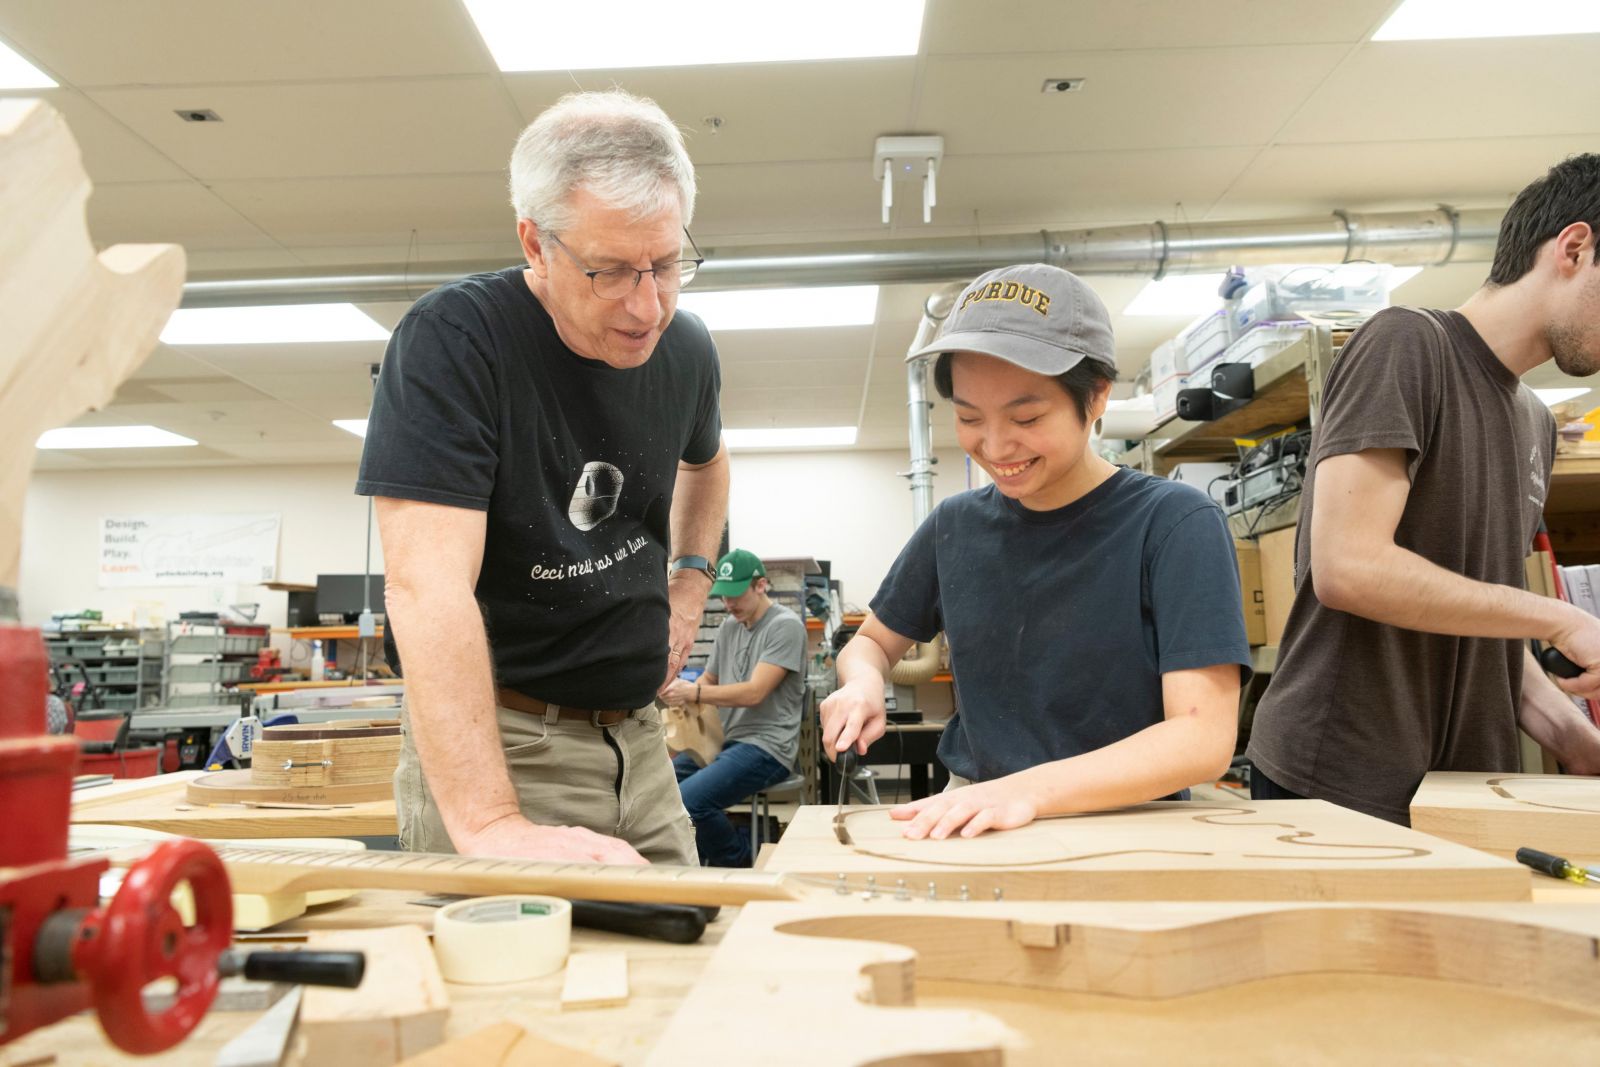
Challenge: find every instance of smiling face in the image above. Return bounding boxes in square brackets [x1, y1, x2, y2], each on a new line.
[949, 352, 1112, 511]
[519, 187, 684, 369]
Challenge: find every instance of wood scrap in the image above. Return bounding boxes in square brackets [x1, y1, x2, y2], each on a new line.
[0, 98, 185, 590]
[560, 952, 629, 1011]
[298, 925, 449, 1066]
[662, 701, 722, 766]
[397, 1022, 616, 1067]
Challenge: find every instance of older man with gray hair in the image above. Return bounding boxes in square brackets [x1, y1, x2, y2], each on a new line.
[358, 89, 728, 865]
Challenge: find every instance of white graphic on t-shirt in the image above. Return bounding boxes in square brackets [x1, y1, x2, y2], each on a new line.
[1529, 443, 1547, 507]
[567, 461, 623, 531]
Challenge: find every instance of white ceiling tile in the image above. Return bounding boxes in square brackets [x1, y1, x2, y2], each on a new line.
[0, 0, 493, 85]
[916, 46, 1348, 154]
[85, 180, 283, 249]
[3, 88, 188, 182]
[922, 0, 1396, 52]
[210, 173, 514, 248]
[1278, 38, 1600, 144]
[501, 59, 917, 167]
[87, 78, 522, 180]
[1211, 137, 1596, 216]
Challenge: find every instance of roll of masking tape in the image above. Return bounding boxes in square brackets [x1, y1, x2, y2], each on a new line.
[433, 895, 571, 984]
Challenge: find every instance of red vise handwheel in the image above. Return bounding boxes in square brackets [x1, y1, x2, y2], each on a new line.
[72, 838, 234, 1054]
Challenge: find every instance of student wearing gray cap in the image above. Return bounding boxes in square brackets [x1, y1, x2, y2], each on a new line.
[821, 264, 1251, 840]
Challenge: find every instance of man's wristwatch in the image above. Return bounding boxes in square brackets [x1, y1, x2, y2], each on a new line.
[669, 555, 715, 581]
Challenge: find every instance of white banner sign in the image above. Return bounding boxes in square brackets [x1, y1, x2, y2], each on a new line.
[98, 513, 281, 588]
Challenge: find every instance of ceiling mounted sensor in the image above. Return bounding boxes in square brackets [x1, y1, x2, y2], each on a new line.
[873, 135, 944, 225]
[174, 108, 222, 123]
[1041, 77, 1085, 94]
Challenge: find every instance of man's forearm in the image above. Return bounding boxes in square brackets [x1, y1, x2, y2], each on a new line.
[836, 634, 891, 689]
[670, 444, 729, 559]
[1518, 646, 1600, 763]
[388, 584, 518, 848]
[1319, 542, 1578, 642]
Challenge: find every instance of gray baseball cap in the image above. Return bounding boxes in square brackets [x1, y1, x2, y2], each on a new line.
[907, 263, 1116, 374]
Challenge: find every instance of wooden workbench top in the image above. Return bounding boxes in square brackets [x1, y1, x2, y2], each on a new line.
[71, 771, 398, 839]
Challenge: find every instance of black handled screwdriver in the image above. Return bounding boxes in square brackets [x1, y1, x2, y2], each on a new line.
[1539, 646, 1584, 679]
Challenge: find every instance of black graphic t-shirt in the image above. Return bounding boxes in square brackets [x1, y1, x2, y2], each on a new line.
[356, 266, 722, 708]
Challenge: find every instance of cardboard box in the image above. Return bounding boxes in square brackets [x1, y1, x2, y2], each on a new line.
[1257, 525, 1298, 647]
[1234, 539, 1266, 646]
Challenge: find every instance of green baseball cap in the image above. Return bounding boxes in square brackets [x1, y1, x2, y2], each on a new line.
[710, 548, 765, 597]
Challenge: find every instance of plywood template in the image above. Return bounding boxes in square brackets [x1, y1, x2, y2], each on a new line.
[298, 925, 448, 1066]
[1410, 771, 1600, 862]
[762, 801, 1529, 901]
[0, 98, 185, 590]
[72, 770, 397, 838]
[650, 900, 1600, 1066]
[396, 1022, 616, 1067]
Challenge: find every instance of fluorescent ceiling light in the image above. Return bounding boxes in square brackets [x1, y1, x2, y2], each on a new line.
[37, 425, 196, 450]
[678, 285, 878, 331]
[160, 304, 390, 345]
[0, 38, 55, 89]
[1123, 274, 1228, 318]
[1534, 388, 1592, 406]
[1374, 0, 1600, 40]
[333, 419, 368, 439]
[724, 426, 858, 450]
[463, 0, 924, 70]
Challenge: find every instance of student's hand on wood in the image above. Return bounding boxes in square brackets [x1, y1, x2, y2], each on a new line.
[819, 678, 887, 759]
[461, 819, 649, 866]
[1548, 605, 1600, 700]
[889, 781, 1038, 840]
[660, 679, 696, 707]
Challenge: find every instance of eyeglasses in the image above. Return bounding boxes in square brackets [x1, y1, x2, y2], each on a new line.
[546, 229, 705, 299]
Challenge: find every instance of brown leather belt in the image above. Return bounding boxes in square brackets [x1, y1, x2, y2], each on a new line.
[495, 687, 634, 727]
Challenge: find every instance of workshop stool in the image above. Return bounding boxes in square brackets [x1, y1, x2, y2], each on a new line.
[747, 772, 806, 858]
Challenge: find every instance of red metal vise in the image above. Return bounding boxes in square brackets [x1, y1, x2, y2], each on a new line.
[1, 624, 233, 1054]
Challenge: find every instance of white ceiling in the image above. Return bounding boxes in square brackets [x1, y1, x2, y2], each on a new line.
[4, 0, 1598, 471]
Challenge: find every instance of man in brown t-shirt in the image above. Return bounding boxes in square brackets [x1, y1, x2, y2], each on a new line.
[1247, 153, 1600, 824]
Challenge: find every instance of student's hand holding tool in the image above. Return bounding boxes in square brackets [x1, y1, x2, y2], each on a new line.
[820, 676, 888, 759]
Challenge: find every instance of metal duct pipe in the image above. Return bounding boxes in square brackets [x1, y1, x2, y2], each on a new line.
[178, 206, 1504, 307]
[906, 285, 962, 527]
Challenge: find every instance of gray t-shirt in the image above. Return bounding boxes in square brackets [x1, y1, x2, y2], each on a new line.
[707, 602, 806, 769]
[1247, 307, 1555, 825]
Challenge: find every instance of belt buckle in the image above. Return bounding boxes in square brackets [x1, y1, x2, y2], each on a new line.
[591, 708, 619, 728]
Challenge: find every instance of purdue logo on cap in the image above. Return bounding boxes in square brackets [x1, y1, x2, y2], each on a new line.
[958, 280, 1051, 317]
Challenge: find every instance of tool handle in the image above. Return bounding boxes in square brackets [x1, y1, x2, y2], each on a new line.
[236, 950, 366, 988]
[1540, 646, 1583, 679]
[1516, 847, 1570, 879]
[570, 900, 709, 944]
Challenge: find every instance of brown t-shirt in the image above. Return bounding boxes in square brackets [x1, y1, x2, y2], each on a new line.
[1246, 307, 1555, 825]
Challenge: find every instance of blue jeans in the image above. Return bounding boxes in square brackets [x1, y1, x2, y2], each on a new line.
[674, 742, 790, 868]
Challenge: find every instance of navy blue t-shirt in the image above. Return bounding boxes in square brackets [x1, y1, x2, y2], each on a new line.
[870, 469, 1251, 783]
[356, 266, 722, 709]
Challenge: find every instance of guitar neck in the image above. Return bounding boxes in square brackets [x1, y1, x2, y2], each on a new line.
[207, 844, 818, 907]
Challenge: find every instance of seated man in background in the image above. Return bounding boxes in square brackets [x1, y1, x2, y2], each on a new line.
[662, 549, 806, 867]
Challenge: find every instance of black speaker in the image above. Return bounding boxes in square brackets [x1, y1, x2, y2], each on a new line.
[1176, 387, 1215, 421]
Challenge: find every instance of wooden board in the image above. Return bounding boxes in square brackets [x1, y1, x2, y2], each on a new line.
[1410, 771, 1600, 863]
[0, 99, 185, 589]
[649, 900, 1600, 1066]
[187, 768, 394, 805]
[299, 925, 449, 1066]
[762, 801, 1530, 902]
[560, 952, 629, 1011]
[72, 770, 397, 838]
[398, 1022, 616, 1067]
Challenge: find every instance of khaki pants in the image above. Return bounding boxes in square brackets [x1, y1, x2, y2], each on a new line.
[394, 698, 696, 866]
